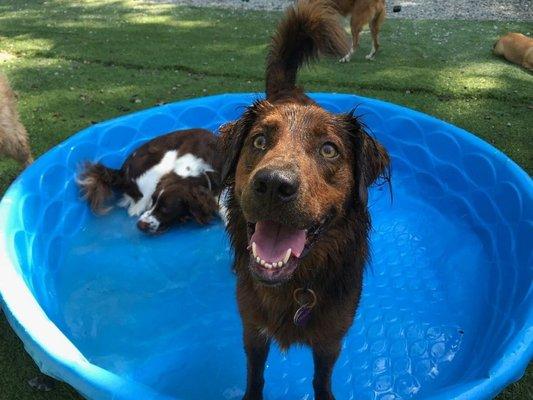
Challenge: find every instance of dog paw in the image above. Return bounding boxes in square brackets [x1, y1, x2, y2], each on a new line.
[28, 375, 55, 392]
[242, 395, 262, 400]
[339, 55, 351, 63]
[315, 394, 335, 400]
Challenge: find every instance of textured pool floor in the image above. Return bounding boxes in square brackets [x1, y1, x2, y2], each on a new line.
[49, 181, 488, 400]
[2, 93, 529, 400]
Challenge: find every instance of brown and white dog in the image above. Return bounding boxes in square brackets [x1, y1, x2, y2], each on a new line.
[0, 74, 33, 166]
[78, 129, 223, 234]
[218, 1, 390, 399]
[336, 0, 386, 62]
[493, 32, 533, 70]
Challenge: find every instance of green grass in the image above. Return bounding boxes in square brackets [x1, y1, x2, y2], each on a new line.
[0, 0, 531, 398]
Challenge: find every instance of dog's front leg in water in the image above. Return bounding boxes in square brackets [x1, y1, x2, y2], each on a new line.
[242, 326, 271, 400]
[312, 340, 341, 400]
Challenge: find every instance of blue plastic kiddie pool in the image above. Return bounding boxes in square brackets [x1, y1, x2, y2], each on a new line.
[0, 93, 531, 400]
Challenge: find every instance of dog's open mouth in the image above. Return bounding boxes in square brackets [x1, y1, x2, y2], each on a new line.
[246, 219, 327, 285]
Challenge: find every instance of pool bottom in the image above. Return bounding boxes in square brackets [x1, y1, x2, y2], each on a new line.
[47, 181, 490, 400]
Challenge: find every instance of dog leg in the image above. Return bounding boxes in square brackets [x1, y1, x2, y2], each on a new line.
[340, 28, 361, 62]
[242, 327, 270, 400]
[28, 374, 56, 391]
[15, 142, 33, 167]
[340, 16, 362, 63]
[312, 341, 341, 400]
[339, 48, 353, 63]
[366, 9, 385, 60]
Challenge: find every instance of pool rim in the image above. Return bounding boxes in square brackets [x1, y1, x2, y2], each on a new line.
[0, 92, 531, 400]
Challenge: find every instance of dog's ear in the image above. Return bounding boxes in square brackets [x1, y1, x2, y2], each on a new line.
[342, 113, 390, 205]
[186, 186, 219, 225]
[218, 101, 267, 186]
[218, 120, 242, 186]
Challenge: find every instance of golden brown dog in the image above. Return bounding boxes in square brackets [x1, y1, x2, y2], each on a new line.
[218, 1, 390, 399]
[493, 32, 533, 70]
[334, 0, 386, 62]
[0, 74, 33, 166]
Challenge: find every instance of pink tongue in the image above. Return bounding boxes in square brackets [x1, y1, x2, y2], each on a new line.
[250, 221, 307, 263]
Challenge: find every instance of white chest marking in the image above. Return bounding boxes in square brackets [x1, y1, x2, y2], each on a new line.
[118, 150, 214, 217]
[124, 150, 178, 216]
[173, 153, 214, 178]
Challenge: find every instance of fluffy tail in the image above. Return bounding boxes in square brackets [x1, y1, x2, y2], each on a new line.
[77, 162, 123, 214]
[265, 0, 348, 98]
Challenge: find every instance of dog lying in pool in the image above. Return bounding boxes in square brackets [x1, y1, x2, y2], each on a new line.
[78, 128, 223, 234]
[218, 1, 390, 399]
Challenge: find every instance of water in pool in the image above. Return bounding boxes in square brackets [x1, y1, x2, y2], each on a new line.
[48, 178, 490, 400]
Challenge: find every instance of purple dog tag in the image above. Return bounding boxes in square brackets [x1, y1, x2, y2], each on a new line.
[293, 305, 312, 326]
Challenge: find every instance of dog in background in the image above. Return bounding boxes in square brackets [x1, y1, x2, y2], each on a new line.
[0, 74, 33, 166]
[335, 0, 386, 62]
[493, 32, 533, 70]
[218, 1, 390, 399]
[78, 129, 223, 234]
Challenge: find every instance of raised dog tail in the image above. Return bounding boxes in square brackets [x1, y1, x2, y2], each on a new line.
[77, 162, 123, 214]
[265, 0, 348, 98]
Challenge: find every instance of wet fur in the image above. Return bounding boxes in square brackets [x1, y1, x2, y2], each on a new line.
[78, 128, 221, 228]
[0, 74, 33, 166]
[218, 1, 390, 399]
[78, 162, 122, 214]
[266, 0, 349, 97]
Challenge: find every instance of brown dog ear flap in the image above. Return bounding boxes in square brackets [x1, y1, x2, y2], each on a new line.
[360, 134, 391, 205]
[187, 186, 219, 225]
[218, 101, 268, 186]
[341, 112, 391, 205]
[218, 120, 241, 186]
[361, 134, 390, 187]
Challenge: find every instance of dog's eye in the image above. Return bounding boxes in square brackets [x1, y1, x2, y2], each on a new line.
[161, 202, 179, 214]
[320, 142, 339, 159]
[253, 135, 267, 150]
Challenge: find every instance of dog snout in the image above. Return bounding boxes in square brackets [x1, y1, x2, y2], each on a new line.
[137, 220, 150, 232]
[252, 168, 299, 203]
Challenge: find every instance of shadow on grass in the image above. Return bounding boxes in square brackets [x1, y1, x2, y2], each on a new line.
[1, 0, 532, 101]
[0, 1, 530, 167]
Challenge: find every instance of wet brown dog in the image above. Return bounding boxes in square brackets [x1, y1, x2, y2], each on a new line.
[218, 1, 390, 399]
[335, 0, 386, 62]
[0, 74, 33, 166]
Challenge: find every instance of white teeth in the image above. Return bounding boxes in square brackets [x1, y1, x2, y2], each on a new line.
[252, 246, 293, 269]
[283, 249, 292, 264]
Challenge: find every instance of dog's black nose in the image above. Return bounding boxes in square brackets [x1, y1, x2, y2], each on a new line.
[137, 220, 150, 232]
[252, 169, 299, 203]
